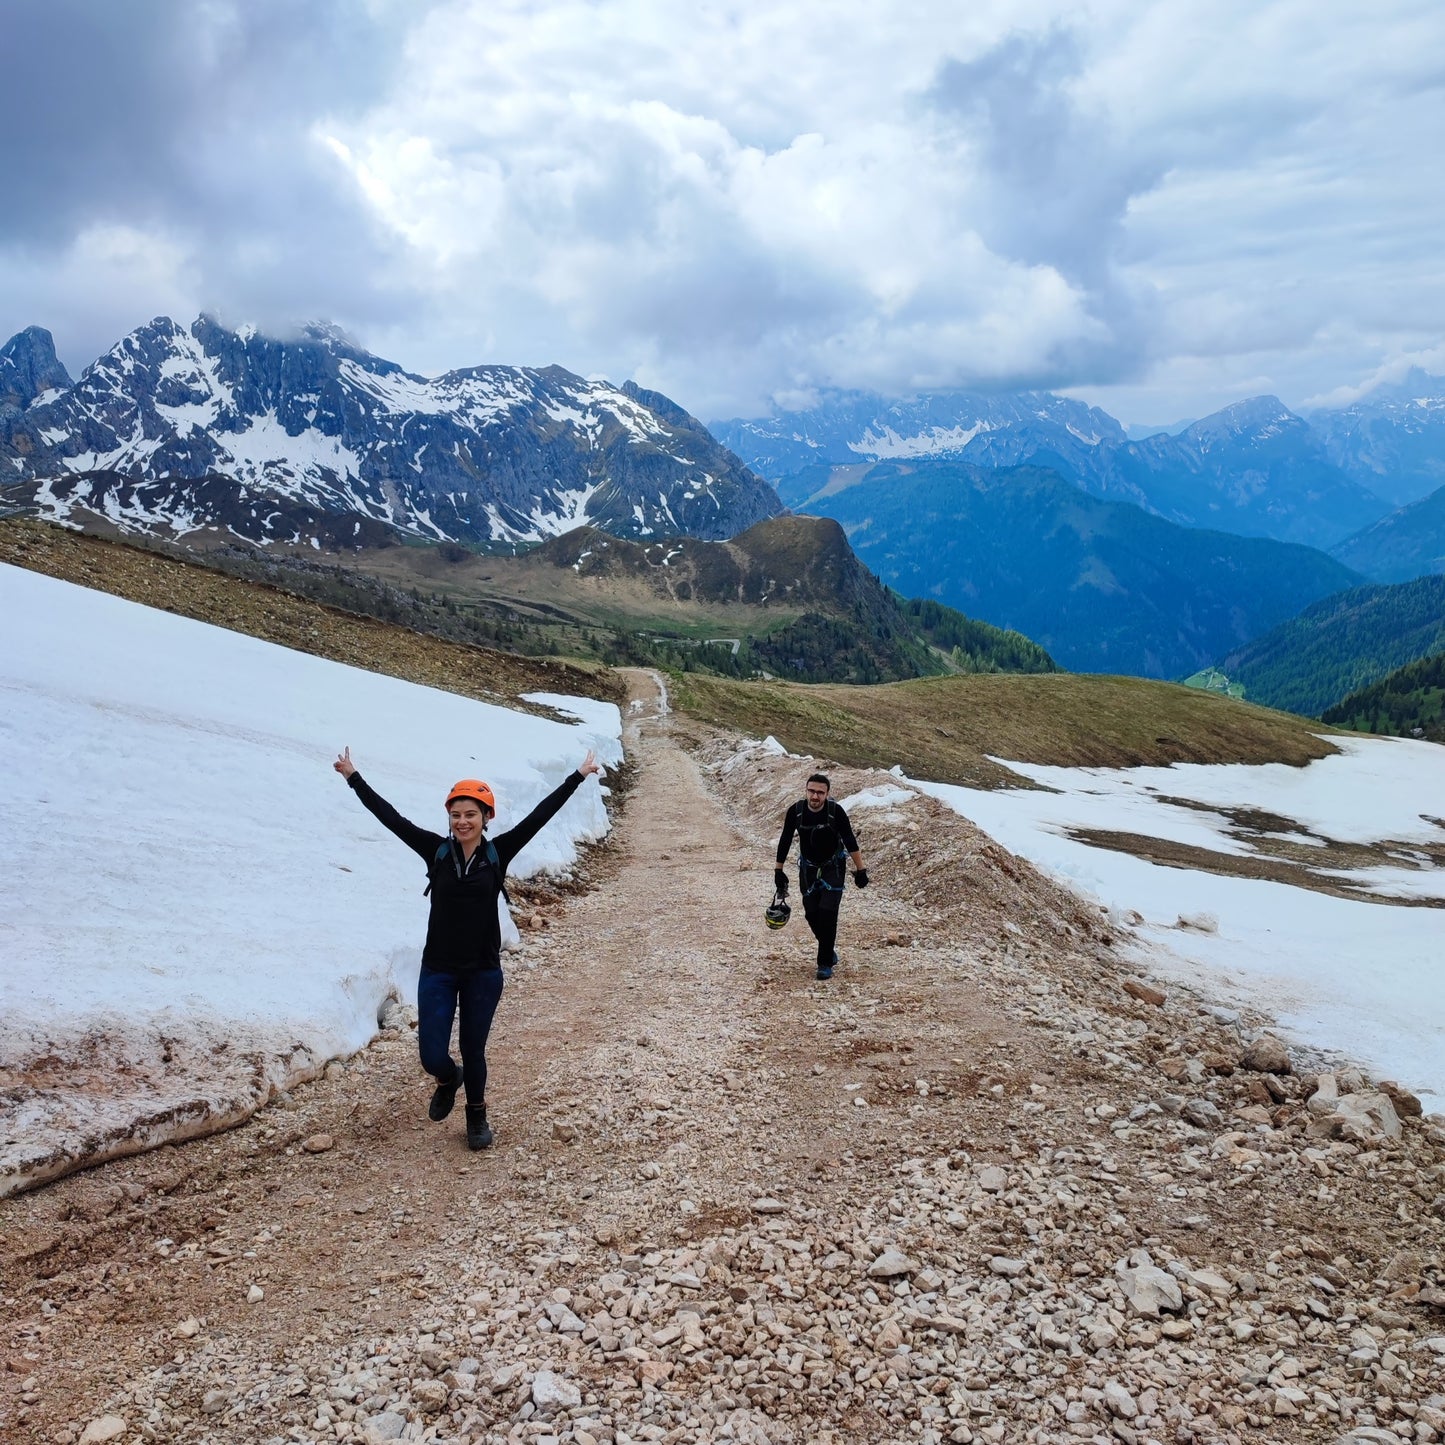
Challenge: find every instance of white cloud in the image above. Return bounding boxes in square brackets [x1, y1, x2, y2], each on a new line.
[2, 0, 1444, 423]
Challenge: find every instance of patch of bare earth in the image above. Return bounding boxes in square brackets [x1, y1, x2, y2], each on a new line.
[2, 676, 1442, 1445]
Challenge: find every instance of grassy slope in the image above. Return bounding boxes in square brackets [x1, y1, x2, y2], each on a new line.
[669, 670, 1338, 788]
[0, 518, 625, 709]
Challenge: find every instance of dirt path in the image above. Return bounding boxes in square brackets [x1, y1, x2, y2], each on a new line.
[3, 671, 1442, 1445]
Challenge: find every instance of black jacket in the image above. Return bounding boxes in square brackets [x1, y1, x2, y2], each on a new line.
[776, 799, 859, 872]
[348, 769, 585, 972]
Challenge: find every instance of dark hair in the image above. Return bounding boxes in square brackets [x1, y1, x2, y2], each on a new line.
[806, 773, 830, 791]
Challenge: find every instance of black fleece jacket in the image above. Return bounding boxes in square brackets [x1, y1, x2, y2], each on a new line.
[348, 768, 585, 972]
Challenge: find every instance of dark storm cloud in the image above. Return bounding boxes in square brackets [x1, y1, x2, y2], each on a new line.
[0, 0, 425, 362]
[0, 1, 399, 241]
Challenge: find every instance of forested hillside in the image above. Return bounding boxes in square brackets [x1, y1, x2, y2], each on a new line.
[1321, 652, 1445, 741]
[1219, 574, 1445, 716]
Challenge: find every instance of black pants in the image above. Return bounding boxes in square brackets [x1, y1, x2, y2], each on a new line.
[800, 862, 845, 967]
[417, 965, 504, 1107]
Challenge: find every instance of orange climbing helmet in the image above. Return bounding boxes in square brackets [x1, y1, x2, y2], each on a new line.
[445, 779, 496, 813]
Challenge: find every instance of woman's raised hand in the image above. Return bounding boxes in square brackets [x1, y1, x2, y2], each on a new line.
[578, 749, 602, 777]
[333, 747, 357, 779]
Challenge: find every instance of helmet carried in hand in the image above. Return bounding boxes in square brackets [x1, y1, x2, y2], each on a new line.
[764, 893, 792, 929]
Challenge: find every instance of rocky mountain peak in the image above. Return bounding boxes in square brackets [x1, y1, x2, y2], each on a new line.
[0, 326, 73, 411]
[1183, 395, 1303, 447]
[0, 314, 780, 550]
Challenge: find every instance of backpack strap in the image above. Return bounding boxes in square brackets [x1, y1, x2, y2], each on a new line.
[423, 837, 507, 901]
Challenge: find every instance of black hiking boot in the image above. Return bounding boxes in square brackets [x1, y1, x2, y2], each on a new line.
[465, 1103, 494, 1150]
[428, 1065, 463, 1122]
[816, 949, 839, 981]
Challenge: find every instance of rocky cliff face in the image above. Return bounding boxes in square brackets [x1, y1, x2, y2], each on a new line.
[0, 316, 780, 548]
[0, 327, 73, 414]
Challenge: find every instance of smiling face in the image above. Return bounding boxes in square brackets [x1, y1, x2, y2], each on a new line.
[805, 780, 829, 812]
[447, 798, 488, 850]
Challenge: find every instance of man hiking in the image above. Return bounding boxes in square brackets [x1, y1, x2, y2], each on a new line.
[334, 746, 602, 1150]
[774, 772, 869, 980]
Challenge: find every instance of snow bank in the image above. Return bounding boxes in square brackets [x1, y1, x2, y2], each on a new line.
[0, 564, 622, 1196]
[912, 739, 1445, 1107]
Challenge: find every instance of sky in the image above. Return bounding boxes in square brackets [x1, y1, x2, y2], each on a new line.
[3, 0, 1444, 426]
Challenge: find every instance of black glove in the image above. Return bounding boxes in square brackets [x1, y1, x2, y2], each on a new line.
[853, 868, 870, 889]
[773, 869, 789, 897]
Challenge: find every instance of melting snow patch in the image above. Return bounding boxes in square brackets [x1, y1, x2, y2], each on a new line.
[910, 739, 1445, 1102]
[0, 564, 622, 1196]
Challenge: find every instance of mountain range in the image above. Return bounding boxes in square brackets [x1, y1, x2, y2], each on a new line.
[768, 460, 1362, 677]
[0, 317, 779, 549]
[715, 382, 1445, 556]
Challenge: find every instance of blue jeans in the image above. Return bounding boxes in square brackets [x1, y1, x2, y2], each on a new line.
[416, 965, 504, 1107]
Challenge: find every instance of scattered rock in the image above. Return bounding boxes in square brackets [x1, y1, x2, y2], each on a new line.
[867, 1249, 915, 1279]
[301, 1133, 334, 1153]
[531, 1370, 582, 1409]
[552, 1121, 578, 1143]
[1123, 980, 1165, 1006]
[1103, 1380, 1138, 1419]
[751, 1197, 787, 1214]
[78, 1419, 126, 1445]
[989, 1256, 1027, 1277]
[1379, 1079, 1424, 1117]
[1181, 1097, 1224, 1129]
[412, 1379, 448, 1412]
[246, 1284, 264, 1304]
[1241, 1033, 1292, 1073]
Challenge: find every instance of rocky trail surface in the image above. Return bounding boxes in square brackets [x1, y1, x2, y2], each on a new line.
[3, 673, 1443, 1445]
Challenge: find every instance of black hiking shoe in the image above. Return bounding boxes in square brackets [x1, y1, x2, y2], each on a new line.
[816, 949, 839, 981]
[428, 1065, 463, 1122]
[466, 1103, 494, 1150]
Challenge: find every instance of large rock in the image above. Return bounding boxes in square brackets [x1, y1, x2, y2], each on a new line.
[1333, 1090, 1402, 1142]
[531, 1369, 582, 1409]
[868, 1249, 915, 1279]
[1116, 1250, 1184, 1316]
[79, 1420, 127, 1445]
[1241, 1034, 1292, 1074]
[360, 1413, 406, 1444]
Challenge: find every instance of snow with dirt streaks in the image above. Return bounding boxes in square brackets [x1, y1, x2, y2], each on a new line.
[909, 739, 1445, 1106]
[0, 564, 622, 1194]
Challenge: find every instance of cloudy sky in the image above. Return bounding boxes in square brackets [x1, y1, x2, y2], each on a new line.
[3, 0, 1443, 425]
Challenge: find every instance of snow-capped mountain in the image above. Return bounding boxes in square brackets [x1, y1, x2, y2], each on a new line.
[0, 327, 72, 414]
[716, 388, 1391, 550]
[1113, 396, 1387, 549]
[1310, 367, 1445, 509]
[0, 316, 780, 548]
[712, 389, 1132, 506]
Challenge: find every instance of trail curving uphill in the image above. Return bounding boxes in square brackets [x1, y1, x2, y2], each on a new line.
[2, 671, 1442, 1445]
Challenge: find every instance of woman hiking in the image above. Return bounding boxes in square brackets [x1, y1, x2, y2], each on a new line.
[334, 746, 602, 1150]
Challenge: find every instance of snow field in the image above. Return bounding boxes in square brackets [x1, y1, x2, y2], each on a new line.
[909, 740, 1445, 1106]
[0, 563, 622, 1194]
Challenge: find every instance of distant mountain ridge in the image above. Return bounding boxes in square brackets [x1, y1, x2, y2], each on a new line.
[716, 380, 1445, 558]
[776, 458, 1363, 678]
[0, 315, 781, 550]
[523, 514, 1056, 684]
